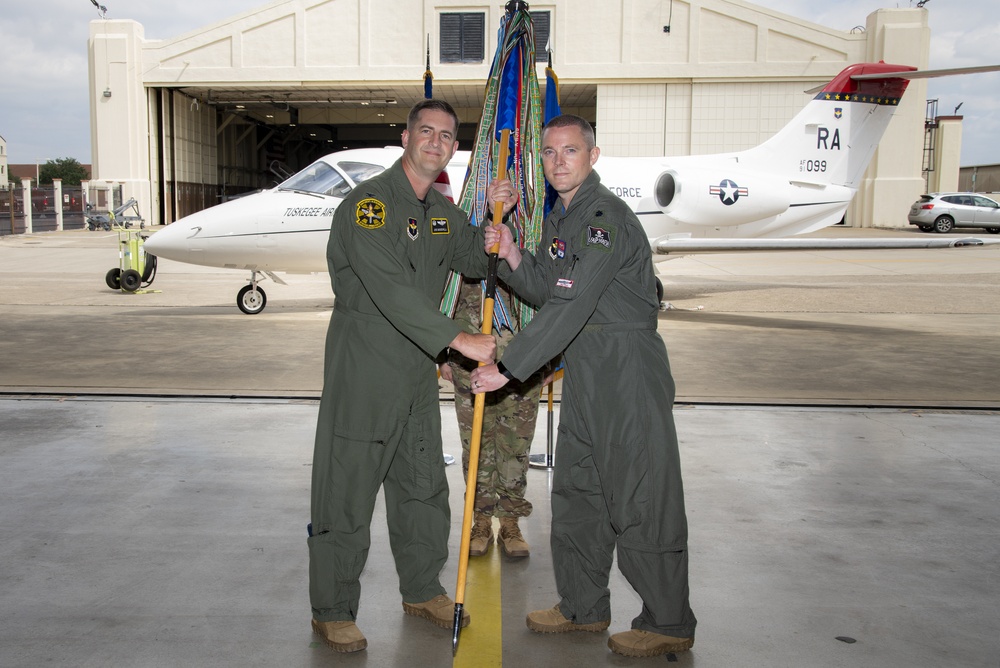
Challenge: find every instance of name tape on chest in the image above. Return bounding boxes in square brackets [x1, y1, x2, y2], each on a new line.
[431, 218, 450, 235]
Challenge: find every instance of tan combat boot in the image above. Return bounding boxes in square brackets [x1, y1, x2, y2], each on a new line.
[607, 629, 694, 657]
[402, 594, 470, 629]
[526, 605, 610, 633]
[311, 619, 367, 653]
[498, 516, 530, 558]
[469, 513, 493, 557]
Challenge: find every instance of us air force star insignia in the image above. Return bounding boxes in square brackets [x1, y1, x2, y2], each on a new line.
[709, 179, 748, 206]
[586, 225, 611, 249]
[431, 218, 450, 235]
[407, 218, 419, 240]
[356, 198, 386, 229]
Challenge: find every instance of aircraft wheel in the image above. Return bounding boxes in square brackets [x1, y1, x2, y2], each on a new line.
[120, 269, 142, 292]
[986, 227, 1000, 234]
[237, 284, 267, 314]
[933, 216, 955, 233]
[105, 268, 121, 290]
[655, 277, 664, 303]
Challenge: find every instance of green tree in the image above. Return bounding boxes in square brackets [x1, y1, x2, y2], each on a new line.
[38, 158, 90, 186]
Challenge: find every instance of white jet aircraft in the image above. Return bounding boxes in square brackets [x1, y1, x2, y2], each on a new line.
[144, 61, 999, 314]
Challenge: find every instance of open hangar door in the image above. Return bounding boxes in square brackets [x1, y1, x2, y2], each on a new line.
[149, 82, 594, 226]
[150, 84, 479, 226]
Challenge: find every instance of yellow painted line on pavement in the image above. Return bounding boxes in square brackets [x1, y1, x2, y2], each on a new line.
[453, 523, 503, 667]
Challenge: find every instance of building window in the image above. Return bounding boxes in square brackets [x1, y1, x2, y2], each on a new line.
[531, 11, 551, 61]
[440, 12, 485, 63]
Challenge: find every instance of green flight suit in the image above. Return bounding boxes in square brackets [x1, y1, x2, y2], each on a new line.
[309, 159, 489, 622]
[498, 170, 697, 638]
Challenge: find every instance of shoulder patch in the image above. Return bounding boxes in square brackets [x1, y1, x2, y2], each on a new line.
[585, 224, 613, 251]
[355, 198, 386, 229]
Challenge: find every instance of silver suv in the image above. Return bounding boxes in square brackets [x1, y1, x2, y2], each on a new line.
[908, 192, 1000, 234]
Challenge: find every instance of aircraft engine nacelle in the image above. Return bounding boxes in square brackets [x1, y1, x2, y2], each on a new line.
[654, 168, 792, 227]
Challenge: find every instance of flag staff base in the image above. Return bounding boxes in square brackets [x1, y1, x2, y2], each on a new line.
[528, 410, 555, 469]
[529, 375, 557, 469]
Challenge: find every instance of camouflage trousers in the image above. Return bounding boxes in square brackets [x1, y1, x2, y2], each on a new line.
[449, 327, 543, 518]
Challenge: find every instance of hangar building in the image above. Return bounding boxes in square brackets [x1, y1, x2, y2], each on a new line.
[87, 0, 940, 229]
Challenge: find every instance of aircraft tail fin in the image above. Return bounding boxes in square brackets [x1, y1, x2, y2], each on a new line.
[742, 62, 916, 190]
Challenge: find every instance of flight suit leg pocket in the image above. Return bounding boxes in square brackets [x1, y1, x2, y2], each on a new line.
[607, 439, 652, 533]
[404, 419, 446, 501]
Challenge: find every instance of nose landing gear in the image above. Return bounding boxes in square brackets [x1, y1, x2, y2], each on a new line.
[234, 270, 289, 314]
[237, 272, 268, 314]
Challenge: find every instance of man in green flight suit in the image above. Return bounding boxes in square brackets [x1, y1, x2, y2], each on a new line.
[309, 99, 512, 653]
[472, 114, 697, 659]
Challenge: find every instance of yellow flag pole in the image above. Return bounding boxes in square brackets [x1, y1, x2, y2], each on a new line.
[453, 128, 511, 656]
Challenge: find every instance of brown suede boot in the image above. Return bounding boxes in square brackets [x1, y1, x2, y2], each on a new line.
[526, 605, 610, 633]
[402, 594, 470, 629]
[311, 619, 367, 653]
[498, 516, 530, 558]
[608, 629, 694, 657]
[469, 513, 493, 557]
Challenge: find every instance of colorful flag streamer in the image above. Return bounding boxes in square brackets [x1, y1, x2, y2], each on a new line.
[440, 1, 545, 331]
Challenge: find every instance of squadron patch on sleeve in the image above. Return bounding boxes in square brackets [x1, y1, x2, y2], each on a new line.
[586, 225, 613, 251]
[431, 218, 450, 235]
[407, 218, 419, 240]
[355, 198, 386, 229]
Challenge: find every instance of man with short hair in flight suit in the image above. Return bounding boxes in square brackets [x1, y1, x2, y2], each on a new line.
[472, 114, 697, 659]
[308, 99, 510, 653]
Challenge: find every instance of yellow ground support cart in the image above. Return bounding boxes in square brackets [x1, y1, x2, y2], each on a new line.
[105, 225, 158, 293]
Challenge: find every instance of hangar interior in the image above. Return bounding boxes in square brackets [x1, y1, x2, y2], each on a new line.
[87, 0, 944, 229]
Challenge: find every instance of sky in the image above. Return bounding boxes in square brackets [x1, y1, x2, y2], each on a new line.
[1, 0, 998, 168]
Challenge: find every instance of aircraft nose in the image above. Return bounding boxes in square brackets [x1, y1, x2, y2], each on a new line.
[143, 220, 202, 262]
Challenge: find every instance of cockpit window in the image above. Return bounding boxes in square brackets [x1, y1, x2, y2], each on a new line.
[338, 161, 385, 186]
[278, 161, 353, 197]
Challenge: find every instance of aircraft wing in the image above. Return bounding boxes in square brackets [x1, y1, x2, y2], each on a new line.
[652, 236, 1000, 255]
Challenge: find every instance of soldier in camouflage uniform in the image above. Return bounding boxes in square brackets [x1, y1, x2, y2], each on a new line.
[442, 276, 546, 558]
